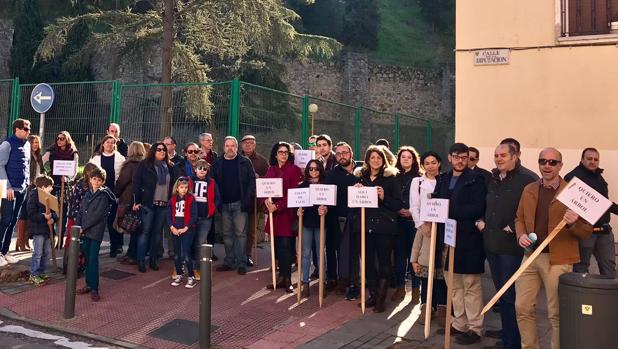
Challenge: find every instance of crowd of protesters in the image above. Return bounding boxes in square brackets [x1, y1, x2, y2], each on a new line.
[0, 118, 616, 349]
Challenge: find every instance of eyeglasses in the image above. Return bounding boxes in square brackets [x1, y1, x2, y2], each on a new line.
[196, 166, 208, 171]
[308, 167, 320, 172]
[277, 150, 289, 155]
[451, 154, 468, 161]
[336, 151, 350, 157]
[186, 150, 200, 154]
[56, 136, 66, 141]
[155, 147, 166, 152]
[538, 159, 561, 166]
[22, 127, 31, 132]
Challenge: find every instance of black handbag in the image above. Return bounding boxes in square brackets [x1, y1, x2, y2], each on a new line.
[117, 204, 142, 234]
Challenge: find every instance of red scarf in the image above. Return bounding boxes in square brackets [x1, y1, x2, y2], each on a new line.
[169, 194, 194, 227]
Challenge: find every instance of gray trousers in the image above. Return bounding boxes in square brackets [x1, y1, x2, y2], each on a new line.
[573, 232, 616, 277]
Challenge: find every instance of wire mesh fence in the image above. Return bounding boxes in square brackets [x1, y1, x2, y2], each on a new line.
[307, 96, 357, 153]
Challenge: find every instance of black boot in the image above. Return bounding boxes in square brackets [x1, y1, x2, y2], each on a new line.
[138, 261, 147, 273]
[266, 276, 285, 290]
[149, 258, 159, 271]
[373, 279, 389, 313]
[361, 281, 378, 308]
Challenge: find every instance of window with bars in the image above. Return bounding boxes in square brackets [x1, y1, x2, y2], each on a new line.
[561, 0, 618, 36]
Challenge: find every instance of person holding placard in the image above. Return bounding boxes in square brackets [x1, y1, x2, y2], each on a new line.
[263, 142, 303, 292]
[0, 119, 31, 264]
[353, 145, 403, 313]
[27, 175, 57, 285]
[392, 146, 421, 303]
[297, 159, 328, 297]
[478, 143, 537, 349]
[90, 135, 126, 257]
[433, 143, 487, 345]
[410, 151, 445, 323]
[515, 148, 592, 349]
[565, 147, 618, 277]
[212, 136, 256, 275]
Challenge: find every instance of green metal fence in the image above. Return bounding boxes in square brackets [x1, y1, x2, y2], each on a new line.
[4, 78, 454, 163]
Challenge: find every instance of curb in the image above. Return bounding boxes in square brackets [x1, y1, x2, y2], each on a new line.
[0, 307, 148, 349]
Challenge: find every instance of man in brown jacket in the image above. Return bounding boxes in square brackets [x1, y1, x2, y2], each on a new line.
[515, 147, 592, 349]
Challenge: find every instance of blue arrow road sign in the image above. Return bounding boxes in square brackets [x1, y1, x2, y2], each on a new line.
[30, 83, 55, 114]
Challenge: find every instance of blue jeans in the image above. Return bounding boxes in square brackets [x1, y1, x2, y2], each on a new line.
[486, 250, 522, 349]
[173, 229, 195, 277]
[0, 191, 25, 254]
[82, 237, 101, 291]
[394, 219, 420, 288]
[194, 217, 212, 266]
[301, 226, 320, 283]
[137, 205, 167, 263]
[221, 201, 247, 268]
[31, 235, 51, 276]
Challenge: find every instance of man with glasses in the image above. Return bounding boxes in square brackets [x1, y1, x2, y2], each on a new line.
[240, 135, 268, 266]
[172, 143, 201, 183]
[163, 136, 183, 166]
[468, 146, 492, 186]
[515, 148, 592, 349]
[0, 119, 31, 266]
[565, 148, 618, 277]
[326, 142, 361, 299]
[211, 136, 256, 275]
[94, 123, 128, 157]
[433, 143, 487, 345]
[199, 133, 218, 165]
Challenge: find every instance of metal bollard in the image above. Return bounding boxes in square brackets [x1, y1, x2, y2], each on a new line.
[199, 244, 213, 349]
[64, 226, 81, 319]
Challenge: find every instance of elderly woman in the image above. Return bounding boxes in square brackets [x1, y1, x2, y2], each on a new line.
[263, 141, 303, 293]
[353, 145, 403, 313]
[90, 135, 126, 258]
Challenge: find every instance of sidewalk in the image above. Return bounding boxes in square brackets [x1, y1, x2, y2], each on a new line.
[0, 239, 555, 349]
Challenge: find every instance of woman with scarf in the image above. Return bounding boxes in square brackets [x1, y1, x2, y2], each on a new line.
[132, 142, 173, 273]
[42, 131, 79, 245]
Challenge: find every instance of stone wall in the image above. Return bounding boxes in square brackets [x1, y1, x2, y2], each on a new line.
[0, 19, 13, 79]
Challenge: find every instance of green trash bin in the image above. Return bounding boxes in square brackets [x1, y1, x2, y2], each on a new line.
[559, 272, 618, 349]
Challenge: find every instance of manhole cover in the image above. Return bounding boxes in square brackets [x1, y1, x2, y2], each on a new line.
[100, 269, 135, 280]
[149, 319, 218, 345]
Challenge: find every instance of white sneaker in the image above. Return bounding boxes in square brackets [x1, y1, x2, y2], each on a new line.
[185, 276, 197, 289]
[3, 253, 18, 264]
[171, 275, 183, 287]
[0, 254, 7, 267]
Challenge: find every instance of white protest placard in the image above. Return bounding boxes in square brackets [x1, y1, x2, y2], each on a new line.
[288, 188, 312, 208]
[310, 184, 337, 206]
[294, 150, 315, 169]
[420, 198, 449, 223]
[557, 176, 613, 225]
[256, 178, 283, 198]
[444, 218, 457, 248]
[53, 160, 76, 176]
[0, 179, 6, 199]
[347, 186, 378, 208]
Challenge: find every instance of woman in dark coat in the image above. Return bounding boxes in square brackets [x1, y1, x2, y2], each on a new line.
[114, 141, 146, 265]
[132, 142, 173, 273]
[263, 142, 303, 293]
[353, 145, 403, 313]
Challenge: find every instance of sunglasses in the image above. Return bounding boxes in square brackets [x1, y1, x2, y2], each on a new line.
[186, 150, 200, 154]
[538, 159, 561, 166]
[196, 166, 208, 171]
[22, 127, 31, 132]
[57, 136, 66, 141]
[308, 142, 316, 147]
[155, 147, 166, 152]
[469, 157, 478, 161]
[308, 167, 320, 172]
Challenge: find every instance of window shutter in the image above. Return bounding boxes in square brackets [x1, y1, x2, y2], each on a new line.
[569, 0, 610, 35]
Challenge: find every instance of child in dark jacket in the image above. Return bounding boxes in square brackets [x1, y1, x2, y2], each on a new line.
[76, 165, 116, 302]
[27, 175, 57, 286]
[167, 177, 198, 288]
[190, 159, 221, 276]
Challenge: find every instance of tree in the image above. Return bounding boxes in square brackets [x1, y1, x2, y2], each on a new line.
[36, 0, 341, 138]
[10, 0, 45, 83]
[341, 0, 378, 50]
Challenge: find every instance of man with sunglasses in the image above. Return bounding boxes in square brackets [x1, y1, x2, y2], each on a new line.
[0, 119, 31, 266]
[565, 148, 618, 277]
[468, 146, 492, 187]
[515, 148, 592, 349]
[172, 143, 201, 183]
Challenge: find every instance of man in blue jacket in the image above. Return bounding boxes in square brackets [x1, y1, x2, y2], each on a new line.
[0, 119, 31, 266]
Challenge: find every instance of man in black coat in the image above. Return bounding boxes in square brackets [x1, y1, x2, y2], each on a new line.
[94, 123, 128, 157]
[468, 146, 492, 187]
[565, 147, 618, 277]
[433, 143, 487, 345]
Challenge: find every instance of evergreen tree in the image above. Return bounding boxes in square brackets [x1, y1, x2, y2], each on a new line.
[10, 0, 45, 82]
[341, 0, 378, 50]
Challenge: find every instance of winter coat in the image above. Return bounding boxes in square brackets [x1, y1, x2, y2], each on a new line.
[409, 175, 437, 228]
[325, 162, 362, 218]
[78, 187, 116, 241]
[190, 174, 221, 218]
[89, 151, 126, 183]
[26, 189, 58, 238]
[564, 163, 618, 227]
[211, 154, 256, 212]
[263, 162, 303, 237]
[0, 135, 30, 192]
[433, 168, 487, 274]
[115, 159, 140, 206]
[68, 180, 90, 220]
[132, 160, 173, 207]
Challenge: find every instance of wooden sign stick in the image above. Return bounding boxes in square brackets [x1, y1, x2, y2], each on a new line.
[481, 220, 567, 315]
[253, 197, 258, 266]
[57, 177, 65, 250]
[360, 207, 366, 314]
[424, 222, 438, 339]
[444, 245, 455, 349]
[319, 214, 326, 307]
[268, 197, 277, 290]
[45, 199, 58, 272]
[297, 211, 303, 303]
